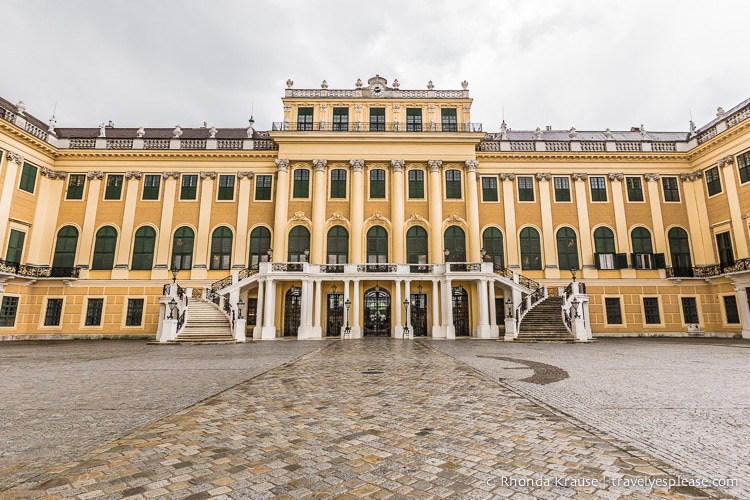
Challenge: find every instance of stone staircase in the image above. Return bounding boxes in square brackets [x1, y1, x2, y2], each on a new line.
[517, 296, 575, 342]
[174, 299, 236, 344]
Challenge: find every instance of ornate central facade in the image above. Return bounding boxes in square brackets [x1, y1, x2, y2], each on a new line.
[0, 76, 749, 341]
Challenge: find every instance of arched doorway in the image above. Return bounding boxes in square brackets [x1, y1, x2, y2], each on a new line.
[410, 292, 428, 337]
[452, 286, 470, 336]
[364, 286, 391, 337]
[326, 292, 343, 336]
[283, 287, 301, 336]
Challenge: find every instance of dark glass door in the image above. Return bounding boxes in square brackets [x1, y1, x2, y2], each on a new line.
[283, 287, 301, 336]
[327, 293, 343, 337]
[364, 287, 391, 337]
[452, 286, 470, 336]
[410, 293, 427, 337]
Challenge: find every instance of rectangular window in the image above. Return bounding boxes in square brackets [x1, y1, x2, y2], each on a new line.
[125, 298, 144, 326]
[180, 175, 198, 200]
[44, 298, 63, 326]
[255, 175, 272, 200]
[626, 176, 644, 202]
[19, 162, 37, 193]
[293, 169, 310, 198]
[517, 176, 534, 201]
[441, 108, 457, 132]
[0, 296, 19, 327]
[369, 108, 385, 132]
[605, 298, 622, 324]
[5, 229, 25, 264]
[217, 175, 235, 200]
[104, 174, 124, 200]
[634, 253, 652, 270]
[738, 151, 750, 184]
[590, 176, 607, 201]
[246, 298, 258, 326]
[370, 169, 385, 199]
[406, 108, 422, 131]
[724, 295, 740, 324]
[85, 298, 104, 326]
[681, 297, 699, 324]
[330, 170, 347, 198]
[481, 177, 498, 202]
[662, 177, 680, 202]
[597, 253, 615, 270]
[643, 297, 661, 324]
[66, 174, 86, 200]
[142, 174, 161, 200]
[408, 170, 424, 199]
[553, 177, 571, 202]
[332, 107, 349, 131]
[297, 107, 314, 131]
[716, 231, 734, 266]
[445, 170, 462, 199]
[705, 166, 722, 196]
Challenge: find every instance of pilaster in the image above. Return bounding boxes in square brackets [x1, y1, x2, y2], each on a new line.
[644, 174, 667, 256]
[536, 173, 558, 278]
[428, 160, 443, 264]
[233, 171, 253, 269]
[681, 172, 710, 265]
[311, 159, 327, 264]
[192, 171, 216, 279]
[153, 172, 179, 279]
[26, 168, 66, 265]
[350, 159, 364, 263]
[112, 172, 142, 279]
[572, 173, 595, 278]
[77, 171, 104, 277]
[272, 159, 290, 262]
[718, 156, 749, 259]
[391, 160, 406, 263]
[0, 153, 22, 254]
[500, 174, 518, 268]
[465, 160, 481, 262]
[608, 173, 632, 278]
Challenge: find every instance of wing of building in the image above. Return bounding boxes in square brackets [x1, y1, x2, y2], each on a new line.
[1, 76, 749, 342]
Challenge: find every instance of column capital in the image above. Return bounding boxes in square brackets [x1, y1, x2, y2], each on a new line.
[571, 173, 588, 181]
[237, 171, 254, 179]
[350, 159, 364, 172]
[465, 160, 479, 172]
[200, 171, 216, 180]
[162, 171, 180, 179]
[87, 171, 103, 180]
[680, 172, 703, 182]
[608, 172, 624, 181]
[428, 159, 442, 172]
[275, 158, 290, 172]
[124, 171, 142, 180]
[535, 172, 551, 181]
[390, 159, 405, 172]
[40, 166, 67, 180]
[312, 159, 328, 171]
[644, 173, 660, 182]
[717, 155, 735, 168]
[6, 151, 24, 164]
[499, 173, 515, 181]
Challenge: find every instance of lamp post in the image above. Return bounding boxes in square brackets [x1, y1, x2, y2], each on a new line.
[171, 267, 179, 284]
[344, 298, 351, 338]
[506, 298, 513, 319]
[304, 248, 310, 262]
[417, 283, 423, 294]
[168, 298, 177, 319]
[266, 247, 273, 261]
[237, 298, 245, 319]
[570, 267, 578, 282]
[403, 298, 410, 339]
[571, 297, 580, 318]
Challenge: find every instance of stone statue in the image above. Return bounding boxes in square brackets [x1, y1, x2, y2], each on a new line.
[286, 79, 293, 88]
[16, 100, 26, 115]
[173, 125, 182, 139]
[427, 80, 434, 90]
[534, 127, 542, 139]
[137, 126, 145, 138]
[47, 116, 57, 134]
[500, 120, 508, 140]
[392, 79, 400, 88]
[99, 123, 106, 137]
[461, 80, 469, 90]
[209, 126, 218, 139]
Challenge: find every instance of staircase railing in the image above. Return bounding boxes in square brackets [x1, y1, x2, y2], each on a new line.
[163, 283, 190, 336]
[560, 281, 587, 334]
[515, 285, 548, 328]
[205, 287, 236, 334]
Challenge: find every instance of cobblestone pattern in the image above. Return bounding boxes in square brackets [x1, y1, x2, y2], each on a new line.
[5, 339, 726, 499]
[429, 338, 749, 499]
[0, 340, 324, 490]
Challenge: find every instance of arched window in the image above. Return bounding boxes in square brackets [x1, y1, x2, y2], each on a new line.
[520, 227, 542, 270]
[631, 227, 653, 269]
[210, 227, 233, 270]
[287, 226, 310, 262]
[406, 226, 428, 264]
[171, 226, 194, 271]
[132, 227, 156, 270]
[556, 227, 579, 271]
[53, 226, 79, 269]
[443, 226, 466, 262]
[327, 226, 349, 264]
[366, 226, 388, 263]
[92, 226, 117, 270]
[249, 226, 271, 268]
[668, 227, 692, 274]
[593, 227, 617, 270]
[482, 227, 504, 269]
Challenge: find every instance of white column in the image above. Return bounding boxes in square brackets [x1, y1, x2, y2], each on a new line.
[253, 279, 265, 339]
[391, 160, 406, 263]
[272, 160, 290, 262]
[476, 279, 491, 338]
[313, 279, 323, 337]
[310, 161, 327, 263]
[431, 279, 443, 337]
[350, 160, 365, 263]
[404, 281, 412, 329]
[428, 160, 444, 264]
[394, 279, 403, 338]
[443, 279, 455, 338]
[488, 281, 499, 338]
[351, 279, 362, 338]
[464, 161, 481, 262]
[261, 279, 277, 339]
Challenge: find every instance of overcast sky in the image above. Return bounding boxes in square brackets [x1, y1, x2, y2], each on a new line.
[4, 1, 748, 133]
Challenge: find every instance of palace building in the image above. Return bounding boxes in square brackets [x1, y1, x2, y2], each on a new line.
[0, 75, 748, 342]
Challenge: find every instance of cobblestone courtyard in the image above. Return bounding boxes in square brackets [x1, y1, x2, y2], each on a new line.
[0, 338, 747, 499]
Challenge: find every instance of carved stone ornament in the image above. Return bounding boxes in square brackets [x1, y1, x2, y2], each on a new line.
[461, 80, 469, 90]
[393, 105, 400, 112]
[428, 105, 435, 113]
[137, 126, 145, 138]
[608, 173, 624, 181]
[321, 80, 328, 89]
[569, 127, 579, 139]
[41, 167, 67, 180]
[16, 100, 26, 115]
[465, 160, 479, 173]
[87, 171, 104, 180]
[407, 213, 429, 226]
[350, 159, 364, 172]
[428, 160, 443, 172]
[313, 159, 328, 172]
[535, 173, 552, 181]
[446, 213, 467, 225]
[237, 171, 254, 180]
[7, 152, 25, 164]
[427, 80, 434, 90]
[644, 173, 661, 182]
[499, 173, 515, 181]
[717, 155, 735, 168]
[571, 173, 589, 181]
[604, 128, 614, 140]
[390, 159, 405, 172]
[356, 78, 363, 88]
[162, 171, 180, 179]
[355, 104, 362, 113]
[200, 171, 217, 180]
[172, 125, 182, 139]
[366, 211, 388, 223]
[286, 79, 294, 88]
[291, 211, 308, 221]
[327, 211, 350, 225]
[275, 159, 290, 172]
[209, 126, 218, 139]
[534, 127, 543, 140]
[125, 171, 142, 180]
[680, 172, 703, 182]
[392, 79, 400, 89]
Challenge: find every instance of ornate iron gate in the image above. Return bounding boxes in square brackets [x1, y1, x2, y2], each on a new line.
[364, 287, 391, 337]
[327, 293, 343, 337]
[452, 286, 470, 336]
[410, 293, 427, 337]
[283, 287, 301, 337]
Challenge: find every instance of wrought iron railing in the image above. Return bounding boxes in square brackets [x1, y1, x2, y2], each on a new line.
[666, 259, 750, 279]
[272, 121, 483, 133]
[321, 264, 345, 273]
[356, 264, 397, 273]
[0, 259, 80, 278]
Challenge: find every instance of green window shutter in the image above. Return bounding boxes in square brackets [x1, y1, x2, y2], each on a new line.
[6, 229, 25, 264]
[653, 253, 666, 269]
[593, 253, 601, 270]
[616, 253, 628, 269]
[19, 163, 38, 193]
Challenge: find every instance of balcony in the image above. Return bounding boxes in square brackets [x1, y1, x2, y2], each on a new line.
[0, 259, 80, 279]
[666, 258, 750, 279]
[272, 121, 483, 133]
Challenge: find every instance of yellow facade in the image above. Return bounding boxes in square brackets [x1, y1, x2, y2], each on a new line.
[0, 78, 749, 341]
